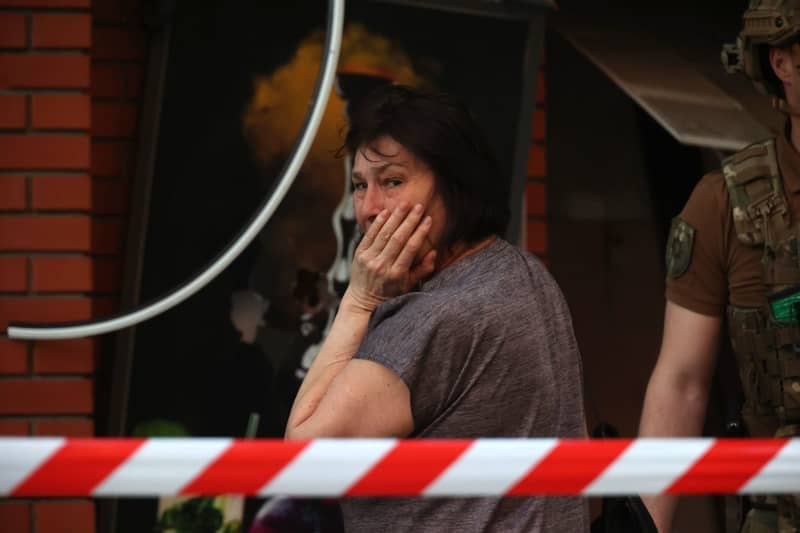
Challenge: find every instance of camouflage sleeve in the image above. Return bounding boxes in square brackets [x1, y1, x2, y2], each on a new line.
[665, 172, 729, 317]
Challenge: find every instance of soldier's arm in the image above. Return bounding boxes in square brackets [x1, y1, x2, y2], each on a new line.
[639, 300, 722, 532]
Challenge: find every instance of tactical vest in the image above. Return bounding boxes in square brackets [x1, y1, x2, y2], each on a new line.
[722, 138, 800, 438]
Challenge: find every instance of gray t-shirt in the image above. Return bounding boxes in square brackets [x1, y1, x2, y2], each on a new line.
[340, 238, 589, 532]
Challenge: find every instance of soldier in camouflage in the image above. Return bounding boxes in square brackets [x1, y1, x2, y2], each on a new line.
[641, 1, 800, 532]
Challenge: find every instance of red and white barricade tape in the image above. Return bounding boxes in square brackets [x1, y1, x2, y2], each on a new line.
[1, 438, 799, 497]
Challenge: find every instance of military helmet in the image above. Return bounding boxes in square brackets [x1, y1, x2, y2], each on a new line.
[722, 0, 800, 96]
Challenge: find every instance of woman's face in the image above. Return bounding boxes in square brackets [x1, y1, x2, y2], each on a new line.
[352, 135, 448, 260]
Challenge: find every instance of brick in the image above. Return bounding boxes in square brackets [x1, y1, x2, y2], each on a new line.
[91, 218, 122, 253]
[531, 108, 546, 142]
[0, 419, 29, 435]
[0, 296, 92, 329]
[92, 179, 129, 215]
[32, 13, 91, 48]
[90, 63, 123, 98]
[33, 256, 120, 292]
[0, 175, 27, 210]
[124, 142, 137, 176]
[93, 0, 139, 24]
[91, 140, 127, 177]
[0, 378, 92, 414]
[0, 135, 89, 170]
[526, 182, 546, 217]
[527, 144, 547, 178]
[95, 258, 121, 291]
[0, 14, 27, 48]
[92, 102, 138, 137]
[0, 0, 89, 5]
[34, 417, 93, 436]
[0, 215, 90, 251]
[33, 338, 95, 359]
[126, 63, 144, 98]
[536, 71, 546, 105]
[0, 351, 27, 373]
[0, 256, 27, 291]
[32, 256, 91, 291]
[92, 27, 145, 60]
[34, 345, 94, 373]
[0, 53, 89, 89]
[0, 337, 28, 373]
[92, 296, 117, 316]
[0, 94, 26, 128]
[0, 502, 30, 532]
[31, 174, 91, 210]
[92, 0, 123, 23]
[33, 339, 95, 374]
[526, 219, 547, 254]
[36, 500, 95, 533]
[31, 94, 90, 129]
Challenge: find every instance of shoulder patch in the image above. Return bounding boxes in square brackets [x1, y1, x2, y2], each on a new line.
[666, 217, 695, 279]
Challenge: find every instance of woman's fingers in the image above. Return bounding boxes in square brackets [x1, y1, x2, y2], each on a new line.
[355, 203, 433, 290]
[393, 213, 432, 272]
[371, 202, 411, 253]
[357, 208, 389, 251]
[378, 204, 424, 263]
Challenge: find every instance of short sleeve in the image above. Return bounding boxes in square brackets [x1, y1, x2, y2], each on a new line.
[354, 295, 469, 431]
[665, 172, 729, 316]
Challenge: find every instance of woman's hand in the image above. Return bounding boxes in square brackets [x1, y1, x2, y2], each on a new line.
[345, 202, 437, 313]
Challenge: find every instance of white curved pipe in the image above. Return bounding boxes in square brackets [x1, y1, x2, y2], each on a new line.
[8, 0, 345, 340]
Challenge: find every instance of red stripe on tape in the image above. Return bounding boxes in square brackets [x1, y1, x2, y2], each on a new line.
[12, 438, 145, 497]
[667, 438, 787, 494]
[508, 439, 632, 495]
[346, 440, 471, 496]
[181, 439, 310, 495]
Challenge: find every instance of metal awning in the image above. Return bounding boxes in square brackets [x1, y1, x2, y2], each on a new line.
[553, 7, 784, 151]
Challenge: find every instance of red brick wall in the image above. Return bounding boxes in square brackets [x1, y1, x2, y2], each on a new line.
[526, 50, 547, 258]
[0, 0, 144, 530]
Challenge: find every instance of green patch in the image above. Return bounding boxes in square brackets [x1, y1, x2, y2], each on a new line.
[769, 285, 800, 324]
[665, 217, 695, 279]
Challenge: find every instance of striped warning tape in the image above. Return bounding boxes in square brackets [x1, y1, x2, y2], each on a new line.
[1, 438, 798, 497]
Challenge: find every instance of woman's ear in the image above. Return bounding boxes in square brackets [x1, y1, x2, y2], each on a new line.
[770, 46, 795, 85]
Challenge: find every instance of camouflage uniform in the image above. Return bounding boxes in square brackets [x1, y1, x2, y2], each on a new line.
[719, 138, 800, 533]
[681, 2, 800, 530]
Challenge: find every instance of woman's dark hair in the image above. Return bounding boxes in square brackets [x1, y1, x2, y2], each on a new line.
[343, 84, 510, 249]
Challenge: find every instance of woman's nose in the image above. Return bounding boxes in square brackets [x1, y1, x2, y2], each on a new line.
[362, 186, 385, 224]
